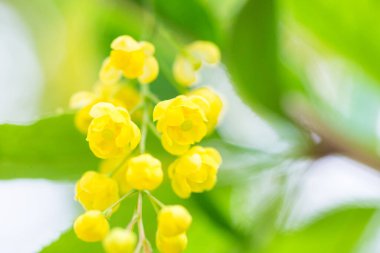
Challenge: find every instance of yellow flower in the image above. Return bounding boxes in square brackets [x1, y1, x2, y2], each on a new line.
[126, 154, 163, 191]
[156, 233, 188, 253]
[87, 102, 141, 159]
[153, 95, 209, 155]
[75, 171, 120, 212]
[100, 35, 159, 84]
[74, 210, 110, 242]
[103, 228, 137, 253]
[70, 83, 141, 134]
[100, 158, 132, 194]
[168, 146, 222, 198]
[173, 41, 220, 87]
[157, 205, 192, 237]
[74, 99, 101, 134]
[188, 87, 223, 134]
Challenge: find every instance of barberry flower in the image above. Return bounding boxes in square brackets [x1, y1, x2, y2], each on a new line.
[188, 87, 223, 134]
[70, 83, 141, 133]
[153, 95, 209, 155]
[87, 102, 141, 159]
[75, 171, 120, 212]
[157, 205, 192, 237]
[100, 35, 159, 84]
[168, 146, 222, 198]
[173, 41, 220, 86]
[74, 210, 110, 242]
[100, 158, 132, 194]
[103, 228, 137, 253]
[126, 154, 163, 191]
[156, 233, 188, 253]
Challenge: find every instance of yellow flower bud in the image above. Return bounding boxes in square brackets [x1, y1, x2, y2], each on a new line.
[87, 102, 141, 159]
[156, 233, 188, 253]
[138, 56, 159, 84]
[74, 100, 100, 134]
[99, 57, 122, 84]
[106, 35, 159, 83]
[188, 87, 223, 134]
[126, 154, 163, 191]
[173, 41, 220, 87]
[153, 95, 209, 155]
[75, 171, 120, 212]
[168, 146, 222, 198]
[74, 210, 110, 242]
[99, 158, 132, 194]
[158, 205, 192, 237]
[103, 228, 137, 253]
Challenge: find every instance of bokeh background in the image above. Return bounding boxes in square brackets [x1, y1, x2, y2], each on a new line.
[1, 0, 380, 252]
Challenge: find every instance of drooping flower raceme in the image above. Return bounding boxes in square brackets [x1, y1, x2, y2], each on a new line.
[153, 95, 209, 155]
[168, 146, 222, 198]
[74, 210, 110, 242]
[188, 87, 223, 134]
[100, 35, 159, 84]
[75, 171, 120, 212]
[173, 41, 220, 87]
[87, 102, 141, 159]
[126, 153, 163, 191]
[156, 205, 192, 253]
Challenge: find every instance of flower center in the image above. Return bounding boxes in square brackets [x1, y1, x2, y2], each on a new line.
[102, 129, 115, 140]
[181, 120, 193, 131]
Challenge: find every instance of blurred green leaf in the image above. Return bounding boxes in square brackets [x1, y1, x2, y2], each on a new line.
[148, 0, 219, 42]
[0, 114, 97, 180]
[263, 207, 376, 253]
[226, 0, 282, 114]
[284, 0, 380, 84]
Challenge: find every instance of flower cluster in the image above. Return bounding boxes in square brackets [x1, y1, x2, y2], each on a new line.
[70, 34, 223, 253]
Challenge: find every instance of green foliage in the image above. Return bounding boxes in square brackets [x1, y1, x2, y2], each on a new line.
[0, 114, 98, 180]
[226, 0, 282, 114]
[263, 207, 376, 253]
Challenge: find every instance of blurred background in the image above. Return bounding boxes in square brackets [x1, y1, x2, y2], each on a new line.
[1, 0, 380, 252]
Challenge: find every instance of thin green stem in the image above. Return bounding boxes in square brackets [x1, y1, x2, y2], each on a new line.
[139, 85, 150, 154]
[109, 154, 129, 177]
[130, 102, 143, 115]
[144, 190, 165, 208]
[146, 91, 161, 104]
[147, 121, 161, 140]
[126, 211, 139, 231]
[134, 192, 151, 253]
[103, 190, 136, 217]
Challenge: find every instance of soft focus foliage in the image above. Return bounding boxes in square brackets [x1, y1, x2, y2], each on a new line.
[1, 0, 380, 252]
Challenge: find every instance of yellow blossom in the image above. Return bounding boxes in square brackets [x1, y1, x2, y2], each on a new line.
[173, 41, 220, 87]
[87, 102, 141, 159]
[75, 171, 120, 212]
[156, 233, 188, 253]
[188, 87, 223, 134]
[157, 205, 192, 237]
[99, 35, 158, 84]
[126, 154, 163, 191]
[100, 158, 132, 194]
[168, 146, 222, 198]
[153, 95, 209, 155]
[74, 210, 110, 242]
[103, 228, 137, 253]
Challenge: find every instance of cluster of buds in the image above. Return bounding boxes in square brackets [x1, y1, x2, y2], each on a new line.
[70, 35, 223, 253]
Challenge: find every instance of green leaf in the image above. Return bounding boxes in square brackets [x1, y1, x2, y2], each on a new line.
[151, 0, 219, 42]
[226, 0, 282, 114]
[0, 114, 98, 180]
[263, 207, 376, 253]
[284, 0, 380, 85]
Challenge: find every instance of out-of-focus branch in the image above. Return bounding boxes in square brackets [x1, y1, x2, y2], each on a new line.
[285, 95, 380, 170]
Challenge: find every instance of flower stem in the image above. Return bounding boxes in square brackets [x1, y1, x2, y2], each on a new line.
[103, 190, 136, 217]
